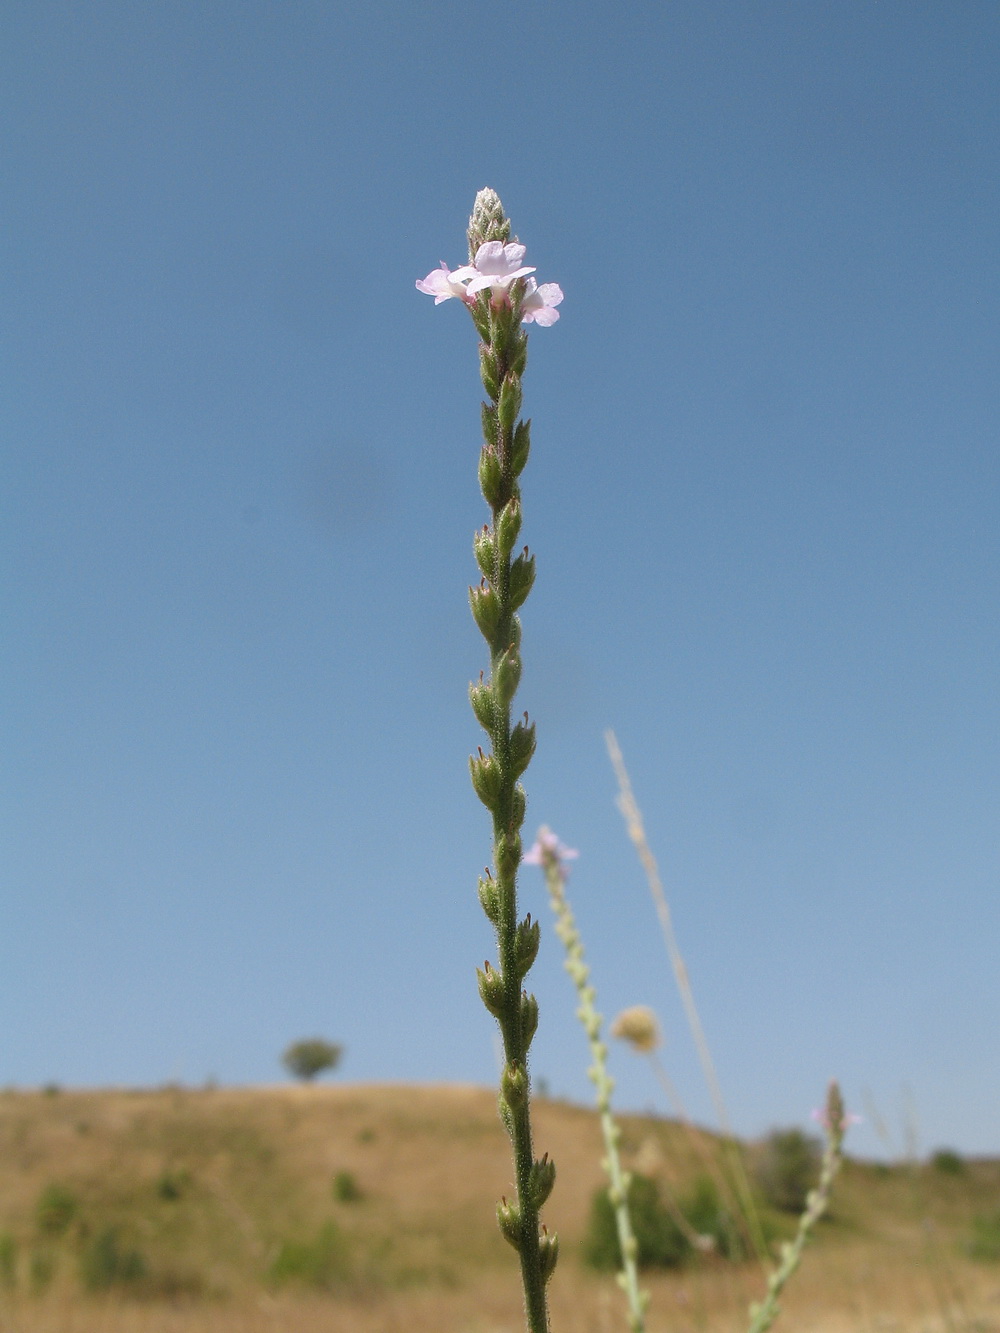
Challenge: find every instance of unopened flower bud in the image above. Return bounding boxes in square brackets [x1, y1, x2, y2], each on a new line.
[527, 1153, 556, 1209]
[520, 991, 539, 1048]
[476, 962, 505, 1017]
[511, 419, 531, 475]
[469, 679, 495, 732]
[479, 346, 500, 401]
[496, 1195, 521, 1249]
[538, 1227, 559, 1284]
[496, 499, 522, 558]
[511, 782, 527, 830]
[509, 332, 528, 379]
[469, 582, 501, 642]
[508, 549, 536, 610]
[494, 646, 522, 707]
[473, 525, 495, 579]
[468, 188, 511, 262]
[478, 446, 503, 507]
[508, 717, 536, 779]
[481, 401, 498, 445]
[498, 375, 523, 435]
[501, 1060, 528, 1111]
[496, 830, 521, 878]
[513, 913, 540, 977]
[477, 874, 501, 924]
[469, 748, 502, 810]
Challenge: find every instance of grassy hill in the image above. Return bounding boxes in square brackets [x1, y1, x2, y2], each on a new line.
[0, 1083, 998, 1332]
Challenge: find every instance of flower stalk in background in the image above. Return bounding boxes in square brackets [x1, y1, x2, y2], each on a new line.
[417, 189, 562, 1333]
[605, 728, 769, 1266]
[525, 829, 648, 1333]
[747, 1081, 852, 1333]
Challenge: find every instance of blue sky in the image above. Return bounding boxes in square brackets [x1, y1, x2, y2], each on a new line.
[3, 1, 998, 1159]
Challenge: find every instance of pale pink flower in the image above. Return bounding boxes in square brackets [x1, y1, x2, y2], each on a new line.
[465, 241, 536, 295]
[415, 261, 478, 304]
[523, 826, 579, 867]
[811, 1106, 862, 1133]
[521, 278, 564, 326]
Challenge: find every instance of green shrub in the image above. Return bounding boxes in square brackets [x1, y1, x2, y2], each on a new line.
[969, 1212, 1000, 1263]
[333, 1170, 362, 1203]
[0, 1233, 17, 1290]
[80, 1228, 147, 1291]
[268, 1222, 348, 1289]
[583, 1172, 688, 1270]
[755, 1129, 820, 1213]
[679, 1176, 746, 1260]
[281, 1039, 342, 1082]
[931, 1148, 965, 1176]
[30, 1249, 55, 1293]
[156, 1169, 191, 1201]
[36, 1184, 78, 1236]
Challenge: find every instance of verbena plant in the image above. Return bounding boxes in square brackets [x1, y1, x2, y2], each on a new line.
[416, 189, 562, 1333]
[417, 192, 852, 1333]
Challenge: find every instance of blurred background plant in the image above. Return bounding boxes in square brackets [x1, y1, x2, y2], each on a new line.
[527, 828, 648, 1331]
[753, 1130, 822, 1215]
[281, 1039, 343, 1083]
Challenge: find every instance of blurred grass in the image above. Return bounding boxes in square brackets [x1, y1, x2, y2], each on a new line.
[0, 1083, 998, 1332]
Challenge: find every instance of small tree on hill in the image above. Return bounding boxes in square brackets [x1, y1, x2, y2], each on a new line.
[282, 1039, 342, 1083]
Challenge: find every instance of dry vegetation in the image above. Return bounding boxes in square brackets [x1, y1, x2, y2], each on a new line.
[1, 1083, 998, 1333]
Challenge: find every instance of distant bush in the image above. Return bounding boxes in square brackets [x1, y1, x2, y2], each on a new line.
[282, 1039, 343, 1082]
[0, 1233, 17, 1290]
[156, 1169, 191, 1201]
[968, 1212, 1000, 1263]
[80, 1228, 147, 1291]
[333, 1170, 362, 1202]
[268, 1222, 348, 1289]
[36, 1183, 78, 1236]
[583, 1172, 688, 1270]
[679, 1176, 746, 1260]
[931, 1148, 965, 1176]
[30, 1249, 55, 1293]
[755, 1129, 821, 1213]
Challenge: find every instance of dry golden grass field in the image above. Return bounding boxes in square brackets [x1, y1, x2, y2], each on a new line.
[1, 1083, 998, 1333]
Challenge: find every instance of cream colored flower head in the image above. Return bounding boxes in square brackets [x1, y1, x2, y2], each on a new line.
[610, 1005, 661, 1053]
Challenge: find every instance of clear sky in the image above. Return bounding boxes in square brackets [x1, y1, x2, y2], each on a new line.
[3, 2, 998, 1160]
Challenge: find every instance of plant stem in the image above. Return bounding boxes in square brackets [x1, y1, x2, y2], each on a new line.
[605, 728, 769, 1267]
[747, 1082, 848, 1333]
[465, 189, 554, 1333]
[534, 831, 648, 1333]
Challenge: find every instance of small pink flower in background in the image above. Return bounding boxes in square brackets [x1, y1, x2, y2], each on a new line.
[811, 1105, 862, 1134]
[415, 261, 478, 304]
[523, 827, 579, 867]
[521, 278, 564, 326]
[465, 241, 535, 295]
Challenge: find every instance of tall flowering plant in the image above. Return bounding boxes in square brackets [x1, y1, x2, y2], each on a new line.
[417, 189, 563, 1333]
